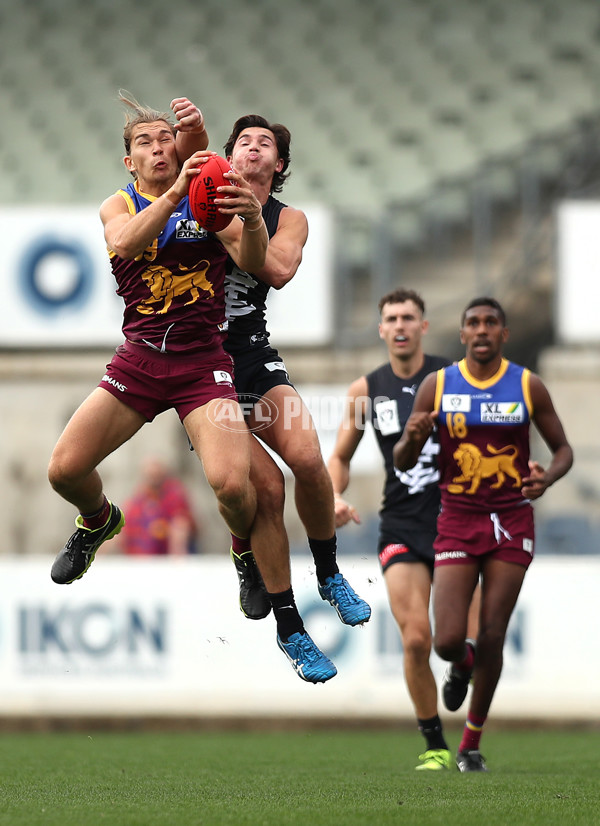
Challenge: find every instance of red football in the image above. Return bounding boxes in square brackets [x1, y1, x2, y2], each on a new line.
[188, 154, 236, 232]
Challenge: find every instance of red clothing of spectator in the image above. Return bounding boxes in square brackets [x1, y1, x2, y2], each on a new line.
[120, 459, 199, 555]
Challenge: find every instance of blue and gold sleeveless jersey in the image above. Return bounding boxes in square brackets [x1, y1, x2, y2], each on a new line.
[108, 181, 229, 353]
[433, 358, 533, 512]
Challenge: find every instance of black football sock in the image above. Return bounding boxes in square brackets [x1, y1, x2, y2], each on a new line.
[308, 535, 339, 585]
[269, 588, 304, 642]
[418, 715, 449, 751]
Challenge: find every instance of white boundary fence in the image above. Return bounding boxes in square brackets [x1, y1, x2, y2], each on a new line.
[0, 556, 597, 720]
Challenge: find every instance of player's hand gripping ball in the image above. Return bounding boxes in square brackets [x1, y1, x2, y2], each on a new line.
[188, 155, 236, 232]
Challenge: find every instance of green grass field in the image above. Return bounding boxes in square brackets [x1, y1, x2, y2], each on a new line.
[0, 727, 598, 826]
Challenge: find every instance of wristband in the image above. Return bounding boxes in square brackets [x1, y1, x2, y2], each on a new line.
[162, 191, 180, 207]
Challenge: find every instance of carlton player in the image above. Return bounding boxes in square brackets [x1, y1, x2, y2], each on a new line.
[394, 296, 573, 772]
[218, 115, 370, 684]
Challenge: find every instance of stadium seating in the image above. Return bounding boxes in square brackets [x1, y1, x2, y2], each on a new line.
[3, 0, 599, 560]
[3, 0, 600, 237]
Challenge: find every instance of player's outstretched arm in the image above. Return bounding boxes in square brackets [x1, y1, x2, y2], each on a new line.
[172, 97, 209, 160]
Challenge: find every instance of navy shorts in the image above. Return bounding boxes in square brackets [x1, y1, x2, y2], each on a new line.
[230, 344, 295, 409]
[377, 525, 436, 575]
[99, 341, 236, 422]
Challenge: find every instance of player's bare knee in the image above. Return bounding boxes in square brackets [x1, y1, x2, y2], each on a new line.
[433, 633, 463, 663]
[256, 471, 285, 516]
[476, 624, 506, 657]
[48, 454, 81, 495]
[287, 448, 326, 485]
[214, 474, 252, 512]
[402, 628, 432, 662]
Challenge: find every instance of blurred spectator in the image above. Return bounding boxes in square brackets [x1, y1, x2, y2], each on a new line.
[119, 458, 201, 555]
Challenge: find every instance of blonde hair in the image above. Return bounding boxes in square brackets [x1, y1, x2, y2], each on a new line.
[119, 89, 175, 155]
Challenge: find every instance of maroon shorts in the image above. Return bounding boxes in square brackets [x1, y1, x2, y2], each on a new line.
[434, 503, 535, 569]
[99, 341, 236, 422]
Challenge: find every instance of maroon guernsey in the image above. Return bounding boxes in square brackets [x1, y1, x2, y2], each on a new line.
[109, 181, 229, 353]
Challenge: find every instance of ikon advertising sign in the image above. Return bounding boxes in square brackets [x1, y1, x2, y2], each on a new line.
[0, 556, 596, 719]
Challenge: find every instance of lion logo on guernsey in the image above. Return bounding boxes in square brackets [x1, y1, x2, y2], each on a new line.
[449, 442, 521, 495]
[137, 260, 214, 315]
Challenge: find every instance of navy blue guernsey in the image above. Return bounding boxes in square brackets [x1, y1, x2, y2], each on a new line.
[223, 195, 287, 355]
[366, 355, 450, 529]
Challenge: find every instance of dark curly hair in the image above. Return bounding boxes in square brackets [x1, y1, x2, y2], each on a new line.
[224, 115, 291, 193]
